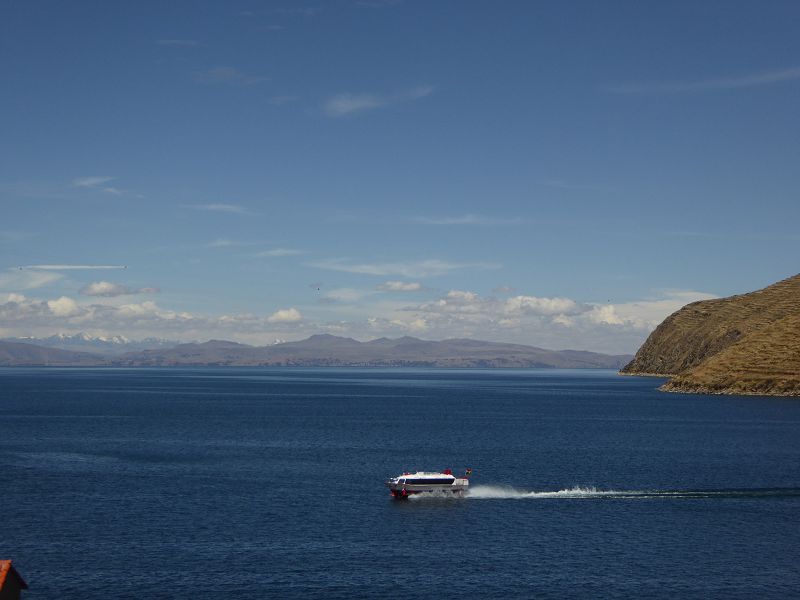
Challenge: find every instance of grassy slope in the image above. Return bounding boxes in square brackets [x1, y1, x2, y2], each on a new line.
[664, 311, 800, 395]
[621, 273, 800, 396]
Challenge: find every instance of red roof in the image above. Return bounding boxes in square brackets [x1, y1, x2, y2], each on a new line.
[0, 560, 28, 591]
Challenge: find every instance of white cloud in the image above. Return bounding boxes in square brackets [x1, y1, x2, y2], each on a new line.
[308, 258, 500, 278]
[377, 281, 423, 292]
[0, 294, 310, 344]
[585, 304, 624, 326]
[81, 282, 127, 297]
[323, 85, 434, 117]
[47, 296, 80, 317]
[80, 281, 159, 297]
[71, 176, 132, 196]
[0, 284, 717, 354]
[406, 289, 708, 327]
[606, 66, 800, 94]
[267, 308, 303, 323]
[504, 295, 586, 316]
[383, 288, 719, 353]
[602, 290, 717, 330]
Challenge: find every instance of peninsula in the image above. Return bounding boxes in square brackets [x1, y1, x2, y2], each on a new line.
[621, 273, 800, 396]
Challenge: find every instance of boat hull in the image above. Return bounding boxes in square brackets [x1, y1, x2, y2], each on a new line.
[387, 484, 468, 499]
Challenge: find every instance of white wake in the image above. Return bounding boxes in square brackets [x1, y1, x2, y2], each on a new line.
[405, 485, 800, 501]
[467, 485, 625, 499]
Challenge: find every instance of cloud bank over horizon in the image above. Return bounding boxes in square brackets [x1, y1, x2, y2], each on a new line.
[0, 283, 716, 354]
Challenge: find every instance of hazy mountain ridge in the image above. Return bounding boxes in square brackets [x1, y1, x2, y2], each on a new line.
[2, 332, 179, 356]
[621, 273, 800, 396]
[115, 334, 630, 368]
[0, 335, 631, 369]
[0, 340, 102, 366]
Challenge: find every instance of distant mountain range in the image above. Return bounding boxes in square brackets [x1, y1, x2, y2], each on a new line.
[0, 334, 631, 369]
[2, 333, 178, 355]
[0, 340, 101, 366]
[621, 273, 800, 396]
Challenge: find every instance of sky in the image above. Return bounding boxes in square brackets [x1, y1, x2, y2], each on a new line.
[1, 1, 799, 354]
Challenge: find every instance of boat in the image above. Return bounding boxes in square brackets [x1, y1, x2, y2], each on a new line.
[385, 468, 471, 499]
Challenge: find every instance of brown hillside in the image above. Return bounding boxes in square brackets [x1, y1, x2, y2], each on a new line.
[663, 311, 800, 396]
[621, 273, 800, 396]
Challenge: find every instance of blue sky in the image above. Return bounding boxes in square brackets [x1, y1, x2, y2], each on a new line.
[2, 1, 799, 353]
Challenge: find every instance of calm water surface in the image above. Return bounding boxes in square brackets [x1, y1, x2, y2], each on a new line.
[1, 368, 799, 598]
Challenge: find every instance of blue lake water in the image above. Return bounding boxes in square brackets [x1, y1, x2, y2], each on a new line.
[1, 368, 799, 598]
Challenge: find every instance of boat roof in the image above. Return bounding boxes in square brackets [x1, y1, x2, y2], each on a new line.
[397, 471, 456, 478]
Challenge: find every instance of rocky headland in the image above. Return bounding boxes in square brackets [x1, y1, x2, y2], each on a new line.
[621, 273, 800, 396]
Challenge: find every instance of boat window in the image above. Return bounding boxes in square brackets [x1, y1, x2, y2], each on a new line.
[404, 478, 454, 485]
[399, 479, 405, 484]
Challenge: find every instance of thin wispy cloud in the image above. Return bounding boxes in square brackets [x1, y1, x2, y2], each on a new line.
[328, 213, 520, 226]
[253, 248, 305, 258]
[157, 39, 201, 47]
[185, 203, 250, 214]
[0, 269, 63, 291]
[72, 176, 114, 188]
[21, 265, 128, 270]
[322, 287, 375, 303]
[71, 176, 132, 196]
[415, 214, 523, 226]
[80, 281, 159, 297]
[207, 238, 266, 248]
[308, 258, 500, 278]
[606, 66, 800, 94]
[194, 66, 269, 86]
[377, 281, 423, 292]
[324, 85, 434, 117]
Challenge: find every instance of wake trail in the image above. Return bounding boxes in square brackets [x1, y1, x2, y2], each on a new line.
[465, 485, 800, 500]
